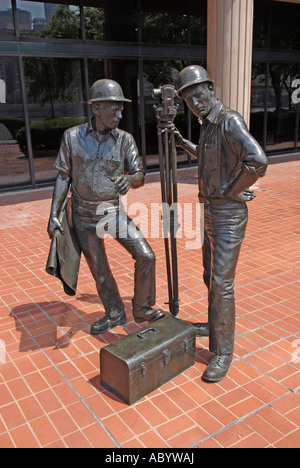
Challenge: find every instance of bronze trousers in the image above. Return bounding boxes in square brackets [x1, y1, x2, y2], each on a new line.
[202, 199, 248, 356]
[71, 196, 156, 319]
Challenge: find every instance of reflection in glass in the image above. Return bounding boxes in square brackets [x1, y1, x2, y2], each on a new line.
[87, 58, 105, 88]
[253, 1, 300, 50]
[297, 67, 300, 149]
[251, 62, 300, 152]
[22, 57, 86, 182]
[141, 12, 188, 44]
[189, 1, 207, 46]
[16, 1, 80, 38]
[250, 65, 266, 146]
[83, 6, 104, 40]
[266, 64, 299, 152]
[189, 14, 207, 46]
[253, 1, 269, 49]
[142, 60, 187, 167]
[103, 0, 137, 42]
[270, 2, 300, 51]
[140, 1, 206, 46]
[0, 57, 31, 187]
[0, 0, 15, 36]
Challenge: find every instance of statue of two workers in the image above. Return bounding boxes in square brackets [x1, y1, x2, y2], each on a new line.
[47, 66, 268, 382]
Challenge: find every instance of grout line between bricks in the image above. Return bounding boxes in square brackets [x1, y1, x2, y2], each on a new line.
[188, 390, 293, 448]
[9, 308, 120, 448]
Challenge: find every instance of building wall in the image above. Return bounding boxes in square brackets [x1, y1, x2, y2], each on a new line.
[0, 0, 299, 191]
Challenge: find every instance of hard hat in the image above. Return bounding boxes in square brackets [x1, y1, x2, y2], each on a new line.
[88, 79, 132, 103]
[177, 65, 213, 98]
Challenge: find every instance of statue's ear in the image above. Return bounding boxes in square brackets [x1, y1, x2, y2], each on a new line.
[208, 83, 214, 96]
[92, 102, 101, 115]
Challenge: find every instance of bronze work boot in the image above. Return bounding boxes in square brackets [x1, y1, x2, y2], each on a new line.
[192, 322, 209, 337]
[202, 354, 233, 382]
[134, 307, 166, 323]
[90, 311, 127, 335]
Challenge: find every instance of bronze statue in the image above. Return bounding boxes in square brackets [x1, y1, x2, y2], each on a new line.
[175, 66, 268, 382]
[47, 79, 165, 334]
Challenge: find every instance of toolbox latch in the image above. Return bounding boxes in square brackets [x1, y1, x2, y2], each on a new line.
[162, 349, 171, 366]
[140, 362, 147, 376]
[183, 338, 189, 353]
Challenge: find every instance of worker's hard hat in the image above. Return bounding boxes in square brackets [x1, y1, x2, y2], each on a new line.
[88, 79, 132, 103]
[177, 65, 213, 98]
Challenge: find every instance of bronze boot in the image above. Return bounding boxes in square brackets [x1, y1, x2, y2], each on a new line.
[202, 354, 233, 382]
[134, 307, 165, 323]
[90, 311, 127, 335]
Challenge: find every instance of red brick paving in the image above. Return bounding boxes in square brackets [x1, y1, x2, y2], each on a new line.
[0, 160, 300, 448]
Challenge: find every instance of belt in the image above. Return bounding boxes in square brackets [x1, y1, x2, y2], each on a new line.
[198, 194, 246, 209]
[71, 186, 120, 209]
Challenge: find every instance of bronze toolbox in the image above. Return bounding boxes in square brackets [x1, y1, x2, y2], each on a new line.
[100, 316, 196, 405]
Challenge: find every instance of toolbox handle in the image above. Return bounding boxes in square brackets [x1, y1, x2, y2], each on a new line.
[137, 327, 159, 340]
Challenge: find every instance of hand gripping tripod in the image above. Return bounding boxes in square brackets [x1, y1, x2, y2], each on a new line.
[152, 84, 180, 316]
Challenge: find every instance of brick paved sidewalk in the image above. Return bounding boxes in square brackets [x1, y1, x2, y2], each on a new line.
[0, 160, 299, 448]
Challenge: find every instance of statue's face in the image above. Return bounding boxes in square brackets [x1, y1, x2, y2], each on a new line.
[182, 82, 214, 119]
[93, 101, 123, 131]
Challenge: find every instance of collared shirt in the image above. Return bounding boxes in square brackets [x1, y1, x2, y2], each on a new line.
[197, 100, 268, 199]
[54, 120, 144, 201]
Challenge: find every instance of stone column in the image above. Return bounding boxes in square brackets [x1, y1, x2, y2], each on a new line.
[207, 0, 254, 126]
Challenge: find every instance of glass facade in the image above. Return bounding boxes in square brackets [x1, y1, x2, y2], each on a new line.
[16, 1, 81, 38]
[0, 56, 32, 187]
[0, 0, 299, 191]
[251, 62, 300, 153]
[251, 0, 300, 154]
[23, 56, 86, 182]
[0, 1, 15, 36]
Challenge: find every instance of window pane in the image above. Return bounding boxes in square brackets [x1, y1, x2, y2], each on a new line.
[270, 2, 300, 51]
[16, 1, 80, 39]
[87, 58, 105, 87]
[22, 57, 86, 182]
[142, 60, 187, 168]
[297, 106, 300, 150]
[0, 0, 15, 37]
[266, 63, 299, 153]
[141, 12, 188, 44]
[253, 1, 300, 50]
[250, 63, 266, 147]
[189, 1, 207, 46]
[189, 15, 207, 46]
[141, 0, 206, 46]
[0, 57, 31, 188]
[253, 2, 269, 49]
[251, 63, 300, 153]
[83, 6, 104, 40]
[297, 67, 300, 150]
[101, 0, 137, 42]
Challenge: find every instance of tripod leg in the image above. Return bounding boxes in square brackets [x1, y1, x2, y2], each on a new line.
[169, 131, 179, 315]
[164, 128, 172, 206]
[158, 128, 174, 313]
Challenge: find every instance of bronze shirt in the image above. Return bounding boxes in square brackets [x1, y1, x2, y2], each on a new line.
[54, 122, 144, 202]
[197, 100, 268, 200]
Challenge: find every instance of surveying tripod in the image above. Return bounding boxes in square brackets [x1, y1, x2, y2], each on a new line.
[153, 84, 180, 316]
